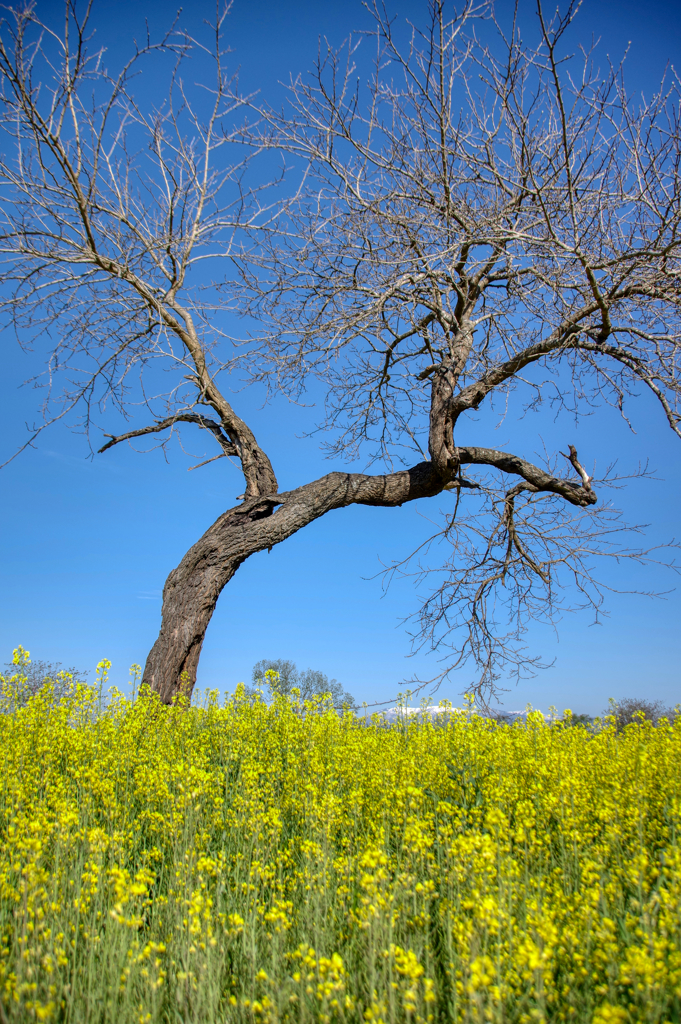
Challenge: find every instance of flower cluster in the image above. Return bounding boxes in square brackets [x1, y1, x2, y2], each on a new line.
[0, 648, 679, 1022]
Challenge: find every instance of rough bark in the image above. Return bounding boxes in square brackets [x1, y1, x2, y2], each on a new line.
[143, 455, 595, 701]
[428, 368, 459, 478]
[144, 461, 444, 701]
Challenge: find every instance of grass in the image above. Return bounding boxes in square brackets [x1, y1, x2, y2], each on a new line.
[0, 650, 679, 1023]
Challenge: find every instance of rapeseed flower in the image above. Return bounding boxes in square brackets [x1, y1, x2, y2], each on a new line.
[0, 649, 679, 1022]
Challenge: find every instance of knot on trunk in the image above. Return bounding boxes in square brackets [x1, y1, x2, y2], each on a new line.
[234, 495, 283, 522]
[431, 446, 460, 486]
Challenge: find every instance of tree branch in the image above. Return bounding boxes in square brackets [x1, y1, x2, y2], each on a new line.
[235, 444, 596, 517]
[98, 413, 238, 456]
[457, 446, 597, 506]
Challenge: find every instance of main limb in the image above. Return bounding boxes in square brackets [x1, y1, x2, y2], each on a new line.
[141, 441, 596, 701]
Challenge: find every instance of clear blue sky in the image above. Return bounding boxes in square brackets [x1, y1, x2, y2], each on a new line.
[1, 0, 680, 716]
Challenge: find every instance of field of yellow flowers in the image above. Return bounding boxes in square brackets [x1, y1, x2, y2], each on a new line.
[0, 649, 679, 1024]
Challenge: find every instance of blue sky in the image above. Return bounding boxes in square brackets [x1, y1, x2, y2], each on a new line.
[1, 0, 680, 715]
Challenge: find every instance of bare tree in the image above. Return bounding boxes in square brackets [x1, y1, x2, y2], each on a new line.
[0, 0, 679, 704]
[606, 697, 679, 731]
[1, 657, 88, 707]
[251, 659, 356, 709]
[242, 0, 681, 695]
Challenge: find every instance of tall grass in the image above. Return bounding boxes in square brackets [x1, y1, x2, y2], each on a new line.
[0, 651, 679, 1023]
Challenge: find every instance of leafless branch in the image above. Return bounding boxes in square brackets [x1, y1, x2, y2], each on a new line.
[232, 0, 681, 697]
[98, 413, 238, 456]
[381, 469, 678, 703]
[0, 1, 282, 497]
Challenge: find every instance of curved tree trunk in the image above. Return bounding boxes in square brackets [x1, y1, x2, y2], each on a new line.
[143, 462, 445, 702]
[143, 445, 597, 703]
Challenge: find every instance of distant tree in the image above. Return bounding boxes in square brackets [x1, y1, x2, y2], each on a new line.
[1, 658, 88, 707]
[563, 713, 594, 728]
[252, 659, 299, 694]
[607, 698, 677, 731]
[252, 659, 355, 710]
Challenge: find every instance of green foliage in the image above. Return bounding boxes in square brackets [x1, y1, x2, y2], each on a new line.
[562, 713, 594, 728]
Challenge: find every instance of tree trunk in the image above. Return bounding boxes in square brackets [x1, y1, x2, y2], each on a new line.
[143, 463, 445, 702]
